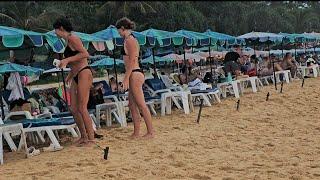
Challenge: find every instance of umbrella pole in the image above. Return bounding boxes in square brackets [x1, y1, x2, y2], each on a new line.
[209, 46, 214, 87]
[304, 43, 306, 54]
[58, 53, 69, 109]
[281, 40, 284, 59]
[0, 86, 5, 119]
[184, 48, 188, 83]
[269, 38, 277, 90]
[152, 48, 158, 79]
[60, 69, 69, 108]
[112, 49, 120, 99]
[294, 43, 297, 62]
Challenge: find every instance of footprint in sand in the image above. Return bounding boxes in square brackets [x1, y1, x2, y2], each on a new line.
[170, 161, 185, 168]
[76, 162, 97, 167]
[190, 174, 212, 180]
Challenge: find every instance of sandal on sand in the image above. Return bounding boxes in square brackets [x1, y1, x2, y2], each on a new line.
[27, 146, 41, 158]
[43, 144, 64, 152]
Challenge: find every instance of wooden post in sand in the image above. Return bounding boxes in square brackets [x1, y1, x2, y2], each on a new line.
[236, 99, 240, 111]
[196, 99, 204, 124]
[301, 78, 305, 88]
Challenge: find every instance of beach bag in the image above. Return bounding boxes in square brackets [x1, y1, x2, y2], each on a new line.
[247, 68, 257, 77]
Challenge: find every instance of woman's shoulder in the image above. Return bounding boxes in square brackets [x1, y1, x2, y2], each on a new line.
[68, 34, 81, 44]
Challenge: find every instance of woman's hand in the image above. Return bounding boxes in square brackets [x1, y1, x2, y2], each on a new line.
[59, 59, 68, 69]
[122, 77, 129, 91]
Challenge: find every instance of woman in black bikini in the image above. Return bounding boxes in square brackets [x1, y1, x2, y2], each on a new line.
[53, 17, 95, 146]
[116, 17, 154, 139]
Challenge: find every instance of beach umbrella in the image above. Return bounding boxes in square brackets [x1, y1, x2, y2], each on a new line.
[238, 32, 284, 89]
[175, 29, 212, 82]
[92, 25, 155, 47]
[204, 29, 244, 46]
[238, 31, 284, 55]
[140, 28, 193, 77]
[141, 28, 193, 47]
[0, 62, 43, 74]
[45, 30, 113, 53]
[141, 55, 174, 65]
[0, 26, 44, 48]
[90, 57, 124, 68]
[280, 32, 317, 60]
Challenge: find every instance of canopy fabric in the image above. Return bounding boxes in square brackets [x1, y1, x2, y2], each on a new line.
[90, 56, 124, 69]
[141, 55, 174, 65]
[302, 32, 320, 41]
[178, 53, 204, 62]
[175, 29, 211, 46]
[204, 29, 244, 45]
[162, 53, 183, 61]
[0, 26, 44, 48]
[0, 62, 43, 75]
[92, 25, 155, 47]
[237, 32, 284, 43]
[140, 28, 192, 47]
[45, 31, 113, 53]
[279, 32, 317, 44]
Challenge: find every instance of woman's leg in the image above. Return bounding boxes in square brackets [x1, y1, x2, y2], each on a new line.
[128, 90, 141, 138]
[130, 73, 154, 138]
[70, 81, 88, 143]
[77, 69, 95, 142]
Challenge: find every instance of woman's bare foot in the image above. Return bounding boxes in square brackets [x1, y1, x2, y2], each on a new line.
[142, 132, 154, 139]
[77, 140, 95, 147]
[129, 133, 140, 139]
[74, 138, 85, 145]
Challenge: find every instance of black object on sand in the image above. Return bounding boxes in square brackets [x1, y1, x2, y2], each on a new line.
[266, 92, 270, 101]
[196, 99, 204, 124]
[104, 147, 109, 160]
[280, 82, 284, 93]
[236, 99, 240, 111]
[95, 144, 109, 160]
[302, 78, 305, 88]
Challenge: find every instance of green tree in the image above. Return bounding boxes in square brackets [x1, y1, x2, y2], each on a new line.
[0, 1, 64, 32]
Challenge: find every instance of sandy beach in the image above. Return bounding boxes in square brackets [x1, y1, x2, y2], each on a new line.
[2, 78, 320, 179]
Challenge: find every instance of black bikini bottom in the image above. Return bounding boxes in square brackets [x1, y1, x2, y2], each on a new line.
[73, 66, 92, 84]
[131, 69, 144, 75]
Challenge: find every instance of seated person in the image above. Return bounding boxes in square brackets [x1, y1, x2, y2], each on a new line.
[178, 65, 201, 85]
[223, 51, 249, 80]
[109, 77, 124, 93]
[281, 52, 297, 78]
[238, 54, 251, 74]
[306, 56, 317, 67]
[258, 55, 283, 77]
[298, 54, 307, 66]
[87, 85, 105, 110]
[203, 72, 213, 84]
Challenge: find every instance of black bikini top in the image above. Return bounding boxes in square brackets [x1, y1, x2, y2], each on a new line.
[121, 33, 136, 56]
[64, 45, 79, 58]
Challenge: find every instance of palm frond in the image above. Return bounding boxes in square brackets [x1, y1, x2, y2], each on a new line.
[142, 2, 157, 13]
[0, 13, 17, 25]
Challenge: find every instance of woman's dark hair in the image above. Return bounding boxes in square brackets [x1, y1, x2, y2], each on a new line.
[115, 17, 135, 30]
[285, 52, 291, 58]
[53, 17, 73, 32]
[224, 51, 240, 62]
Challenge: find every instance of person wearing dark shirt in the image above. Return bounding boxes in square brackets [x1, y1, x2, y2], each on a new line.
[223, 51, 241, 76]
